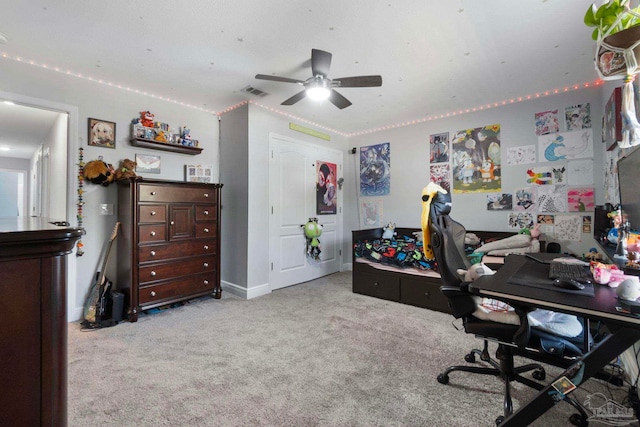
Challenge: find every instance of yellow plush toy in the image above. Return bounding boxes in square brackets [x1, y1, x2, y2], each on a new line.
[420, 182, 447, 260]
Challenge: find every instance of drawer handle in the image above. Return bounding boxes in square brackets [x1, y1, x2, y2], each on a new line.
[150, 211, 156, 216]
[150, 250, 156, 256]
[150, 231, 156, 236]
[204, 228, 209, 233]
[150, 191, 156, 196]
[204, 210, 209, 215]
[204, 193, 209, 198]
[150, 271, 156, 276]
[203, 262, 209, 268]
[204, 245, 209, 250]
[204, 280, 209, 285]
[150, 291, 156, 297]
[424, 292, 430, 297]
[373, 282, 379, 286]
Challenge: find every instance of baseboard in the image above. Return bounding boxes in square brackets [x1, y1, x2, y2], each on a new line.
[343, 262, 353, 271]
[221, 280, 271, 300]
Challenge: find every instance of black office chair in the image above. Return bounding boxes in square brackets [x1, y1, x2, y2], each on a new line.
[426, 190, 590, 426]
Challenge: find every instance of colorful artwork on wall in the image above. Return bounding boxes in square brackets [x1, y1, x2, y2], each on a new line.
[567, 187, 594, 212]
[564, 103, 591, 130]
[538, 129, 593, 162]
[486, 193, 512, 211]
[360, 143, 390, 196]
[514, 187, 537, 212]
[508, 212, 535, 230]
[429, 132, 449, 163]
[429, 163, 451, 193]
[534, 109, 559, 136]
[451, 124, 501, 194]
[317, 160, 337, 215]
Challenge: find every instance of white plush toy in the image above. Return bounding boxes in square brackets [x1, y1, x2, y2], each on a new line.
[458, 262, 583, 336]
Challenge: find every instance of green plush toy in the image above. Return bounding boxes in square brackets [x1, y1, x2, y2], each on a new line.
[303, 218, 323, 260]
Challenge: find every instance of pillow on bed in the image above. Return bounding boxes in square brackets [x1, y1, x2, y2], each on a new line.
[486, 239, 540, 256]
[473, 234, 531, 254]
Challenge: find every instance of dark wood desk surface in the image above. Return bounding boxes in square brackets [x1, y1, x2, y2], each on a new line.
[470, 253, 640, 329]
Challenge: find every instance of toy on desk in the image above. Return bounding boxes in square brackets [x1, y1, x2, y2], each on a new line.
[382, 222, 396, 240]
[583, 247, 603, 262]
[616, 277, 640, 301]
[590, 261, 636, 288]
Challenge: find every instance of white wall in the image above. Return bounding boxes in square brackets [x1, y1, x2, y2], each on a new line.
[347, 86, 604, 257]
[1, 58, 220, 321]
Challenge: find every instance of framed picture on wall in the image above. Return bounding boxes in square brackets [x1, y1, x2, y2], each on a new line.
[88, 118, 116, 148]
[135, 153, 161, 174]
[185, 164, 213, 183]
[603, 87, 622, 151]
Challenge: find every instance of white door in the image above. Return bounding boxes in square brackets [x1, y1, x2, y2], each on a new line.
[269, 133, 343, 290]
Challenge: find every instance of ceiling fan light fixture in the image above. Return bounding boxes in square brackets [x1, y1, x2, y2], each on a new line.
[306, 80, 331, 101]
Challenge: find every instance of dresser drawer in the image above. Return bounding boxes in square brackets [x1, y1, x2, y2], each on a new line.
[139, 239, 216, 263]
[195, 204, 217, 221]
[352, 270, 400, 302]
[138, 184, 218, 203]
[195, 221, 217, 239]
[400, 277, 450, 313]
[139, 256, 215, 284]
[138, 224, 167, 243]
[139, 205, 166, 223]
[138, 273, 215, 305]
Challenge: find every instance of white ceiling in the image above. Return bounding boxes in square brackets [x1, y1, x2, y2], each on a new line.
[0, 102, 61, 159]
[0, 0, 599, 137]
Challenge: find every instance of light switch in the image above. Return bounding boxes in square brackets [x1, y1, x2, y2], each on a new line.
[99, 204, 113, 215]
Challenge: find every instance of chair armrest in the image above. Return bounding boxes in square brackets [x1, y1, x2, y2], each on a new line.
[440, 284, 476, 319]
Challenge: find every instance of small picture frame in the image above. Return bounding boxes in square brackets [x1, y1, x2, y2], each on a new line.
[604, 87, 622, 151]
[88, 118, 116, 149]
[135, 153, 161, 174]
[185, 164, 213, 183]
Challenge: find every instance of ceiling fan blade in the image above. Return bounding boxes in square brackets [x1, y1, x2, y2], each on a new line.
[333, 75, 383, 88]
[281, 90, 307, 106]
[255, 74, 305, 85]
[311, 49, 332, 78]
[329, 90, 352, 109]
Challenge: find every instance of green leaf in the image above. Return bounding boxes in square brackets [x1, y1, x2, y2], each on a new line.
[584, 4, 598, 26]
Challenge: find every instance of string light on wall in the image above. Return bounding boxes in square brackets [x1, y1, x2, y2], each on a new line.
[76, 147, 85, 256]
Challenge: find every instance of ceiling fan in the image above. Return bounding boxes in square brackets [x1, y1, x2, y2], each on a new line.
[255, 49, 382, 109]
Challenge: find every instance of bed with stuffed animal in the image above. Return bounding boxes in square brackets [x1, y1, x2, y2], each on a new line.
[352, 226, 544, 313]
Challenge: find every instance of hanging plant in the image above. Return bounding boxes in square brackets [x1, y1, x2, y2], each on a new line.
[584, 0, 640, 41]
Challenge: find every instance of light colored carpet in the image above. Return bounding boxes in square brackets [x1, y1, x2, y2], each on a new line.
[68, 271, 630, 426]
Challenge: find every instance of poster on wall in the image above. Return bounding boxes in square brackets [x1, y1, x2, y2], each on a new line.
[564, 103, 591, 131]
[567, 159, 594, 186]
[534, 109, 560, 136]
[316, 160, 337, 215]
[486, 193, 512, 211]
[359, 197, 383, 228]
[429, 132, 449, 163]
[538, 129, 593, 162]
[429, 163, 451, 192]
[554, 215, 582, 241]
[506, 145, 536, 165]
[537, 185, 568, 213]
[514, 187, 537, 211]
[508, 212, 535, 230]
[451, 124, 501, 194]
[567, 187, 595, 212]
[360, 142, 390, 196]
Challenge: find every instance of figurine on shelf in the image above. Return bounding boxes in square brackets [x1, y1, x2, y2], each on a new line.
[180, 126, 192, 146]
[140, 111, 155, 128]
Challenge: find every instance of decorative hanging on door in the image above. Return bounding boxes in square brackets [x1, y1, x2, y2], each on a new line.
[303, 217, 323, 261]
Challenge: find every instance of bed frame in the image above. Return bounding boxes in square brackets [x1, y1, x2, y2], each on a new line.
[352, 227, 520, 313]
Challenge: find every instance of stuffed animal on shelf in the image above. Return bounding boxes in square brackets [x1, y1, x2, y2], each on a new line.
[115, 158, 138, 180]
[180, 126, 192, 146]
[154, 130, 168, 143]
[140, 111, 155, 128]
[83, 159, 115, 186]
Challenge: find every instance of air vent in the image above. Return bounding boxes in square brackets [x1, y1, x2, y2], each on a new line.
[241, 86, 269, 97]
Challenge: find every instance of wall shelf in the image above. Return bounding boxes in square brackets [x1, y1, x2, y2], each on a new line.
[130, 138, 203, 155]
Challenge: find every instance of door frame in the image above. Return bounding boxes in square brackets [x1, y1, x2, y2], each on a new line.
[268, 132, 344, 291]
[0, 90, 79, 321]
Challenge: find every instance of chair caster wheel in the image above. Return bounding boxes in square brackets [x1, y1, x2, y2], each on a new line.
[495, 415, 505, 425]
[532, 368, 546, 381]
[569, 413, 588, 427]
[464, 352, 476, 363]
[437, 373, 449, 385]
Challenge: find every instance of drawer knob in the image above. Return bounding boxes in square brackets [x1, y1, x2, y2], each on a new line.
[150, 291, 156, 297]
[204, 245, 209, 250]
[150, 191, 156, 196]
[204, 210, 209, 215]
[204, 193, 209, 198]
[170, 221, 175, 225]
[150, 271, 156, 276]
[204, 280, 209, 285]
[203, 262, 209, 268]
[150, 211, 156, 216]
[150, 231, 156, 236]
[204, 228, 209, 233]
[150, 250, 156, 256]
[373, 282, 379, 286]
[424, 292, 430, 297]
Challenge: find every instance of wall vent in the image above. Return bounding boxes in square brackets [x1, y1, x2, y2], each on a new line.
[241, 86, 269, 97]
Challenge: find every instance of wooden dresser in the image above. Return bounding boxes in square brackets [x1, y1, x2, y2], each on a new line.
[0, 218, 81, 427]
[117, 178, 223, 322]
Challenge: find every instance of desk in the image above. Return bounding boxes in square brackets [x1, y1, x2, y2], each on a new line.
[470, 253, 640, 426]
